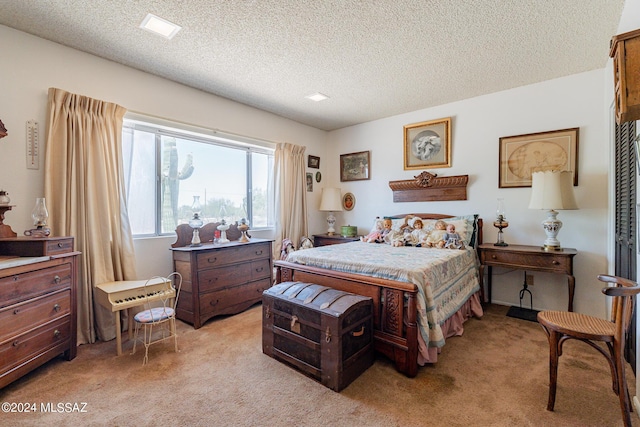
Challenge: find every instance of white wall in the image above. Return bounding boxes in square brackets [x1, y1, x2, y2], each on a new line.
[0, 25, 328, 279]
[326, 70, 609, 317]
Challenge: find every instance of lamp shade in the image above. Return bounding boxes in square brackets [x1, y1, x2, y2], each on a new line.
[528, 171, 577, 210]
[319, 188, 343, 212]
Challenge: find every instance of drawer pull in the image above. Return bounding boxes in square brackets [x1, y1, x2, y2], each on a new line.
[352, 326, 365, 337]
[54, 275, 61, 284]
[210, 299, 219, 307]
[552, 261, 560, 265]
[13, 308, 19, 315]
[13, 275, 19, 281]
[491, 255, 497, 259]
[255, 267, 264, 273]
[207, 257, 218, 264]
[255, 250, 263, 256]
[53, 304, 61, 312]
[13, 340, 19, 347]
[57, 242, 63, 248]
[54, 330, 61, 338]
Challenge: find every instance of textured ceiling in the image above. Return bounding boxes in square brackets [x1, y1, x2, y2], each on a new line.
[0, 0, 625, 131]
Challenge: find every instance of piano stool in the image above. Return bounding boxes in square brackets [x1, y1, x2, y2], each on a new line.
[95, 277, 176, 356]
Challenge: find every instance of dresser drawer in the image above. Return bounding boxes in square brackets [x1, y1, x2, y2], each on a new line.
[199, 278, 271, 316]
[481, 250, 571, 273]
[199, 263, 253, 292]
[0, 237, 73, 256]
[251, 258, 271, 281]
[0, 290, 71, 342]
[0, 316, 71, 375]
[195, 242, 270, 269]
[45, 238, 74, 256]
[0, 264, 72, 308]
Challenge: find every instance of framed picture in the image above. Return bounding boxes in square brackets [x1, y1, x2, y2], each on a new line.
[308, 155, 320, 169]
[340, 151, 370, 182]
[403, 117, 451, 170]
[315, 171, 322, 182]
[498, 127, 579, 188]
[342, 192, 355, 211]
[306, 173, 313, 192]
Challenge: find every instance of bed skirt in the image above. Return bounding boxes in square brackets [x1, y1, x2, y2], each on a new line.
[417, 291, 483, 365]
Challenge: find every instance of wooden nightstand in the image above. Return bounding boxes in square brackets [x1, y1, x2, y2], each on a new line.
[478, 243, 578, 311]
[313, 234, 360, 247]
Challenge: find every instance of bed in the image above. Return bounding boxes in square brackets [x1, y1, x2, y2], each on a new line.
[274, 213, 484, 378]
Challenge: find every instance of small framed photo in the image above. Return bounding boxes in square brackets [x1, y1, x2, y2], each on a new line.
[308, 155, 320, 169]
[404, 117, 451, 170]
[340, 151, 370, 182]
[306, 173, 313, 192]
[342, 192, 355, 211]
[499, 127, 579, 188]
[315, 171, 322, 182]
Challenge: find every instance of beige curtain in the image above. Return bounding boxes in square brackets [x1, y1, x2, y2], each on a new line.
[44, 88, 137, 345]
[273, 142, 308, 259]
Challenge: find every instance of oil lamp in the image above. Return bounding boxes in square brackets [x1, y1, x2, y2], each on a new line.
[493, 198, 508, 247]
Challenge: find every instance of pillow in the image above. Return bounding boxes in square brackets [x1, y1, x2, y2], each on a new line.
[420, 215, 475, 247]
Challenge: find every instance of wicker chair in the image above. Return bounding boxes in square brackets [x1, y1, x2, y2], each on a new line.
[537, 274, 640, 427]
[132, 272, 182, 365]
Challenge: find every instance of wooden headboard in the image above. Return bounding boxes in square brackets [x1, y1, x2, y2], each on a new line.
[388, 171, 469, 202]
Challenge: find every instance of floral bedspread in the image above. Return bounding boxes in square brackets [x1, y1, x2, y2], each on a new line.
[285, 241, 481, 349]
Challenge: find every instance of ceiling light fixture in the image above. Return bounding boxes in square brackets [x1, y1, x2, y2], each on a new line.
[305, 92, 329, 102]
[140, 13, 181, 39]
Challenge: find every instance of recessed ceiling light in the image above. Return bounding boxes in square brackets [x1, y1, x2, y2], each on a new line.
[305, 92, 329, 102]
[140, 13, 181, 39]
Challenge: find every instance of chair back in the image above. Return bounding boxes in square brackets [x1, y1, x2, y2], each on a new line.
[598, 274, 640, 344]
[142, 273, 183, 321]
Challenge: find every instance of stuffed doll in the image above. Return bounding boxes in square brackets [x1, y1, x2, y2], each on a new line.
[425, 220, 447, 248]
[362, 219, 384, 243]
[408, 218, 429, 247]
[443, 223, 465, 249]
[299, 236, 314, 249]
[376, 218, 397, 244]
[280, 238, 296, 260]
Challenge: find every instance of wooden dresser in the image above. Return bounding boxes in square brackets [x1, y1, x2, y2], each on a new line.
[0, 237, 78, 389]
[171, 238, 273, 329]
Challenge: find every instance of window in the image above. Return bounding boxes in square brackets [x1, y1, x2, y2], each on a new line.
[122, 117, 274, 237]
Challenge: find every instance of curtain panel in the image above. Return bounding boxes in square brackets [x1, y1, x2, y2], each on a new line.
[273, 142, 308, 259]
[44, 88, 137, 345]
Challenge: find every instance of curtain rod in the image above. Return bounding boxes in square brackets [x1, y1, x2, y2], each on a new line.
[125, 110, 279, 149]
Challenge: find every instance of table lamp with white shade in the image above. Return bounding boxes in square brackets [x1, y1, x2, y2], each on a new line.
[528, 170, 578, 251]
[319, 187, 343, 235]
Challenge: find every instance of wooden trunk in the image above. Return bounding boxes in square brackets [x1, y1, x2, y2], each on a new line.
[262, 282, 374, 392]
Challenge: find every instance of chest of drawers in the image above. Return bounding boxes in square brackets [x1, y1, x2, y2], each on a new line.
[171, 238, 273, 329]
[0, 237, 78, 389]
